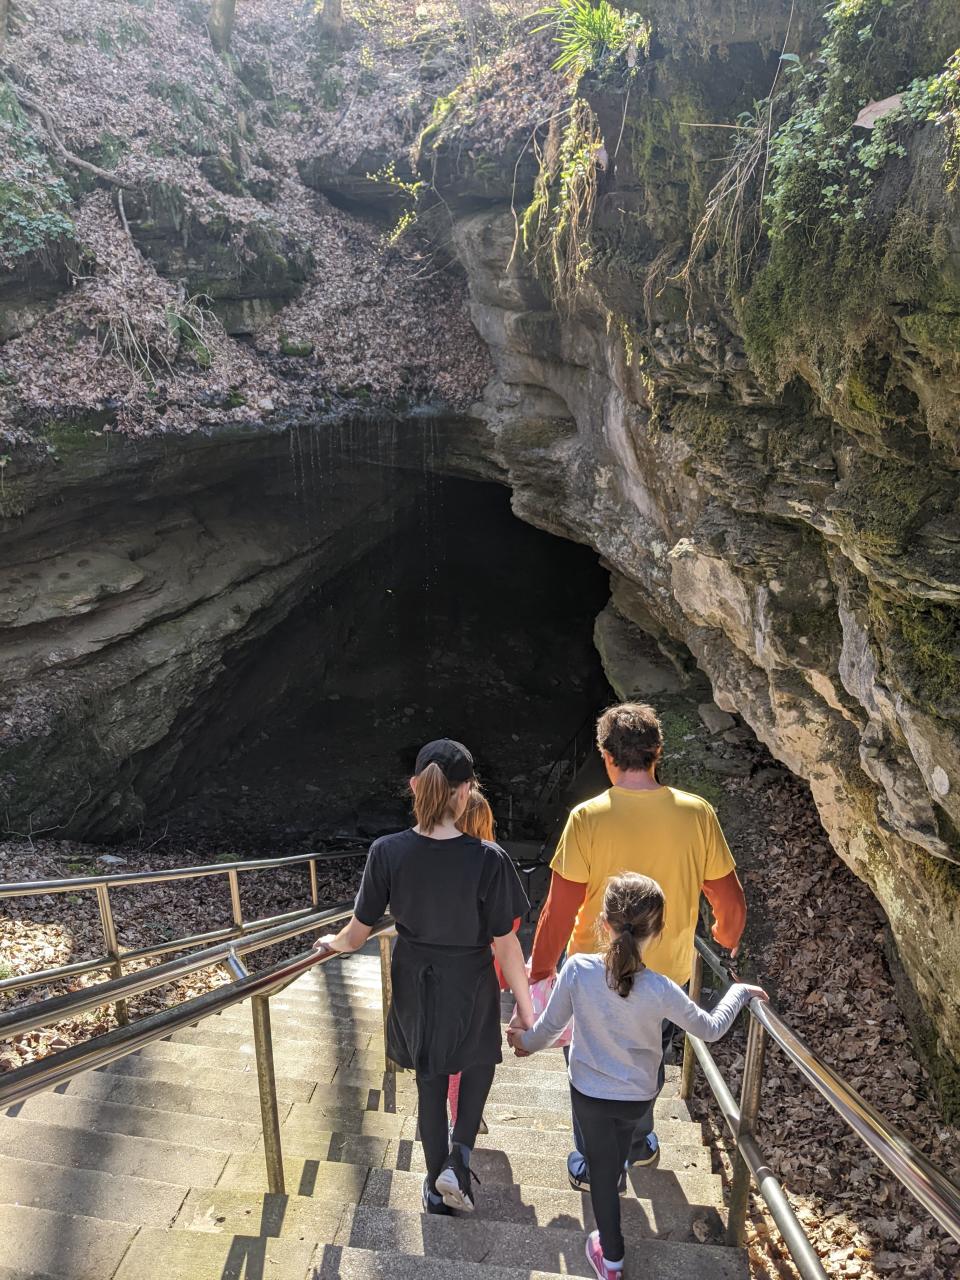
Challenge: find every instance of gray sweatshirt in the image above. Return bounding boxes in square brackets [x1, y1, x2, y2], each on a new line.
[519, 953, 753, 1101]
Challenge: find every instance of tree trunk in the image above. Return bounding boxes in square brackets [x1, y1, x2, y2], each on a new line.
[208, 0, 237, 54]
[318, 0, 344, 33]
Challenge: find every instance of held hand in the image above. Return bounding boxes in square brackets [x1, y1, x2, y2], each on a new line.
[506, 1027, 530, 1057]
[743, 984, 769, 1002]
[312, 934, 338, 955]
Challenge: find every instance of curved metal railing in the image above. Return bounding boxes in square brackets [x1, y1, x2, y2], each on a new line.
[683, 937, 960, 1275]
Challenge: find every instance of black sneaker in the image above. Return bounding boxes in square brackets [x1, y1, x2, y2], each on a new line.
[421, 1176, 452, 1215]
[435, 1147, 481, 1212]
[568, 1154, 627, 1195]
[629, 1132, 660, 1167]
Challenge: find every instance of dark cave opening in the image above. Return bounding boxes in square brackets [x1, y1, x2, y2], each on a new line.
[152, 471, 614, 853]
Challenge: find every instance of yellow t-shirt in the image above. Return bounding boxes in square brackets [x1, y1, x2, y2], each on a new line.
[550, 785, 735, 985]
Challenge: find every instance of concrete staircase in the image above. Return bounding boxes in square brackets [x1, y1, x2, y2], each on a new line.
[0, 944, 748, 1279]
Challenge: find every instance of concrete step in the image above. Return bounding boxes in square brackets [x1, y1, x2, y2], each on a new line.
[388, 1141, 721, 1200]
[170, 1021, 573, 1076]
[335, 1204, 740, 1275]
[0, 1153, 188, 1227]
[180, 1169, 722, 1243]
[215, 1002, 384, 1033]
[167, 1022, 379, 1057]
[281, 1102, 699, 1151]
[98, 1053, 319, 1102]
[113, 1225, 317, 1280]
[0, 1116, 227, 1186]
[129, 1034, 351, 1081]
[331, 1072, 686, 1116]
[56, 1069, 296, 1123]
[8, 1090, 262, 1153]
[269, 1124, 708, 1177]
[219, 1141, 719, 1205]
[252, 990, 384, 1015]
[0, 1203, 135, 1280]
[313, 1242, 747, 1280]
[360, 1166, 723, 1240]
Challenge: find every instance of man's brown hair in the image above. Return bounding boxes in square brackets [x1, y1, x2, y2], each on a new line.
[596, 702, 663, 772]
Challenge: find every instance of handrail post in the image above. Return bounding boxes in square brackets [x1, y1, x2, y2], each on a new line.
[96, 884, 128, 1026]
[726, 1012, 767, 1246]
[227, 869, 243, 932]
[680, 949, 703, 1101]
[379, 933, 398, 1073]
[251, 994, 285, 1195]
[308, 859, 319, 909]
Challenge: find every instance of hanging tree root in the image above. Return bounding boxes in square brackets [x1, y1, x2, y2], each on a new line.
[2, 75, 135, 189]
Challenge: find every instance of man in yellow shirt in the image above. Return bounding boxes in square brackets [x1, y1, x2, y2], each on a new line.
[527, 702, 747, 1188]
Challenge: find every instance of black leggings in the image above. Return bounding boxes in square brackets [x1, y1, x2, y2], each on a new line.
[416, 1063, 496, 1190]
[570, 1084, 656, 1263]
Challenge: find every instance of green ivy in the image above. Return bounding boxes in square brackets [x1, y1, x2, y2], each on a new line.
[737, 0, 960, 389]
[0, 86, 74, 266]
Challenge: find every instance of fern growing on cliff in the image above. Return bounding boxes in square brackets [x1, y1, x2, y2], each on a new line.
[536, 0, 649, 78]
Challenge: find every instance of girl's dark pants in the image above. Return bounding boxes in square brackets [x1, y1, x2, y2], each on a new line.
[570, 1083, 656, 1264]
[417, 1063, 496, 1189]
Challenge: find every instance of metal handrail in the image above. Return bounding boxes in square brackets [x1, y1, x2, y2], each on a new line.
[0, 902, 355, 1040]
[0, 911, 383, 1109]
[0, 847, 369, 1006]
[0, 903, 396, 1196]
[0, 848, 367, 898]
[682, 937, 960, 1268]
[534, 709, 597, 810]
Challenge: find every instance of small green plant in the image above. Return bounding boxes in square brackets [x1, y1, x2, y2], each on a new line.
[367, 162, 424, 246]
[0, 85, 74, 266]
[536, 0, 650, 79]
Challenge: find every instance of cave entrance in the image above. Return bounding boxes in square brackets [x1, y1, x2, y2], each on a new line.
[156, 470, 613, 854]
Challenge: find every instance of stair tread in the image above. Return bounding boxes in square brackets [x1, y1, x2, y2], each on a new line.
[0, 1115, 227, 1186]
[219, 1148, 718, 1203]
[265, 1125, 708, 1174]
[313, 1242, 747, 1280]
[334, 1204, 737, 1274]
[0, 1153, 188, 1227]
[113, 1224, 317, 1280]
[9, 1090, 262, 1152]
[0, 1204, 136, 1280]
[180, 1172, 724, 1239]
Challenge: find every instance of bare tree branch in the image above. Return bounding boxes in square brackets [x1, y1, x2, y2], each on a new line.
[3, 77, 135, 188]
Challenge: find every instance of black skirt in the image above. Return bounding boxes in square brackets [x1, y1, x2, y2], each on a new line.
[386, 937, 503, 1078]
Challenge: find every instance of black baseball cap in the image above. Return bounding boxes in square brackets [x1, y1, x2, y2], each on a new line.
[414, 738, 475, 783]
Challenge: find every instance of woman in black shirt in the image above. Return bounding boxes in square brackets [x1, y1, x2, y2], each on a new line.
[314, 738, 534, 1215]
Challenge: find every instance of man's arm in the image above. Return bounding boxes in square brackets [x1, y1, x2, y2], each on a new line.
[702, 870, 747, 956]
[528, 871, 587, 982]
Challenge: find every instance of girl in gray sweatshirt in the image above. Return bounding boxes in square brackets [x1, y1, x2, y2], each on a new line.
[510, 872, 766, 1280]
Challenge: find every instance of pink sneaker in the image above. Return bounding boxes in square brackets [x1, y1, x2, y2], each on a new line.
[585, 1231, 624, 1279]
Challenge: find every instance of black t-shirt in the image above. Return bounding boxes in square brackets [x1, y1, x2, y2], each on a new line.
[354, 829, 528, 951]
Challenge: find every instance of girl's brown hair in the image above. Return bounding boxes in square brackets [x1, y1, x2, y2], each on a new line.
[458, 784, 495, 841]
[601, 873, 666, 998]
[412, 762, 465, 833]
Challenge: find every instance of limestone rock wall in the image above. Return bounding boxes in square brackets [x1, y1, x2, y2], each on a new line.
[450, 198, 960, 1111]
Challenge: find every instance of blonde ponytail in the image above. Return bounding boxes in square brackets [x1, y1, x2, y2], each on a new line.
[413, 762, 457, 833]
